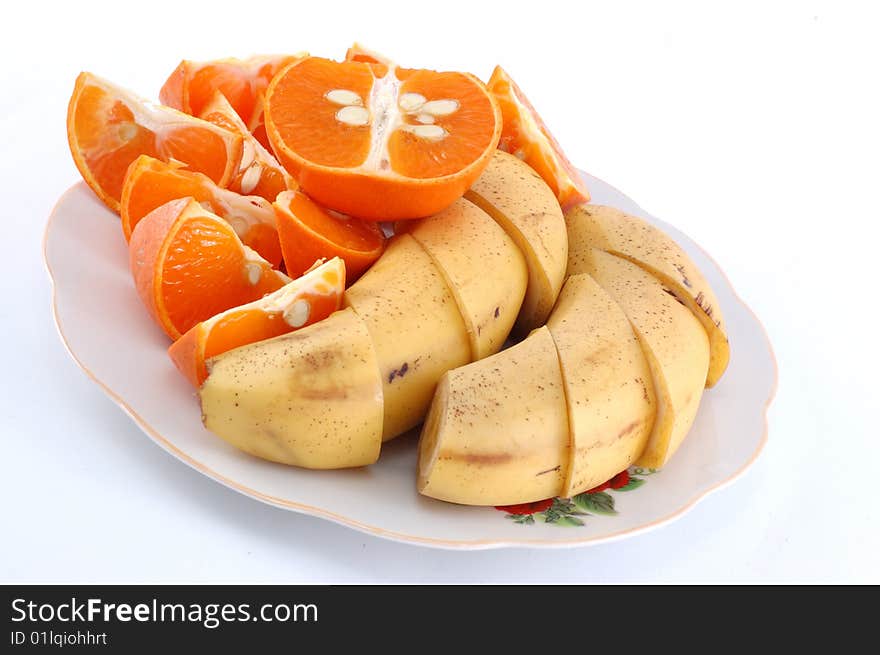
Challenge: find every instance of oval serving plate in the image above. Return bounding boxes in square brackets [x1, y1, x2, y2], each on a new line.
[44, 173, 777, 549]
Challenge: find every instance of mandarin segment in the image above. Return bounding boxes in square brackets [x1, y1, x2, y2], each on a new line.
[487, 65, 590, 210]
[273, 190, 385, 280]
[198, 91, 292, 201]
[343, 42, 395, 66]
[120, 155, 283, 266]
[160, 54, 306, 150]
[129, 197, 289, 340]
[168, 257, 345, 387]
[67, 72, 243, 211]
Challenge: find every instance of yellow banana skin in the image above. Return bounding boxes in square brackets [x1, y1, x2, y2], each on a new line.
[418, 326, 570, 505]
[566, 204, 729, 387]
[200, 197, 530, 465]
[566, 248, 710, 469]
[344, 234, 472, 441]
[200, 307, 384, 469]
[418, 208, 721, 504]
[400, 197, 527, 361]
[466, 151, 567, 335]
[547, 274, 657, 497]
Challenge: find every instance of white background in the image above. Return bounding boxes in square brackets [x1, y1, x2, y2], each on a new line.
[2, 0, 878, 582]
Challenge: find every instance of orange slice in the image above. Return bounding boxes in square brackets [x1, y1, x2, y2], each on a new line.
[67, 72, 243, 212]
[120, 156, 283, 266]
[343, 42, 394, 66]
[129, 197, 289, 340]
[168, 257, 345, 387]
[160, 54, 306, 150]
[273, 190, 386, 280]
[198, 90, 292, 201]
[265, 57, 501, 220]
[487, 65, 590, 210]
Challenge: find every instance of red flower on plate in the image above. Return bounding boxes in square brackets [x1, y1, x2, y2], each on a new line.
[586, 469, 630, 494]
[495, 498, 554, 515]
[609, 470, 630, 489]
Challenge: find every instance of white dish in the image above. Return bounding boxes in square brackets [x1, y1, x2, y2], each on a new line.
[44, 173, 777, 549]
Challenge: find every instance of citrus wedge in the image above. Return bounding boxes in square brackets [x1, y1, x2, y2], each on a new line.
[120, 156, 283, 266]
[198, 90, 292, 201]
[160, 54, 306, 150]
[67, 72, 243, 212]
[265, 57, 501, 220]
[273, 190, 385, 280]
[169, 257, 345, 387]
[129, 197, 289, 340]
[487, 65, 590, 210]
[343, 42, 394, 66]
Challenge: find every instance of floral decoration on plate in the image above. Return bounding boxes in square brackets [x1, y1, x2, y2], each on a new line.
[495, 467, 658, 526]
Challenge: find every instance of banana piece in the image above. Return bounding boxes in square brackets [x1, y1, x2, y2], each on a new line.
[201, 202, 530, 464]
[401, 198, 527, 360]
[417, 271, 664, 504]
[418, 326, 569, 505]
[570, 248, 709, 468]
[566, 204, 729, 387]
[547, 274, 657, 496]
[343, 234, 472, 440]
[465, 150, 567, 334]
[200, 307, 383, 468]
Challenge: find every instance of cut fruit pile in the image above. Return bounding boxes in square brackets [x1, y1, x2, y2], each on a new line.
[67, 45, 729, 505]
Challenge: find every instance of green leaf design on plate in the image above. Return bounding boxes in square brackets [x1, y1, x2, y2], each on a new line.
[551, 498, 577, 514]
[507, 513, 535, 525]
[573, 491, 618, 516]
[614, 477, 645, 492]
[542, 508, 561, 523]
[554, 516, 585, 527]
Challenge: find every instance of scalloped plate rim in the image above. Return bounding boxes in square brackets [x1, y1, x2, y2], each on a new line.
[43, 175, 778, 550]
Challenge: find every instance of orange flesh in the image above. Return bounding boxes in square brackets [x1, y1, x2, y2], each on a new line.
[241, 222, 284, 268]
[488, 66, 589, 209]
[72, 84, 158, 207]
[265, 57, 501, 220]
[167, 258, 345, 387]
[68, 73, 242, 211]
[130, 198, 287, 339]
[204, 290, 340, 359]
[121, 158, 211, 239]
[274, 190, 385, 279]
[344, 43, 394, 66]
[160, 55, 303, 130]
[159, 216, 283, 333]
[121, 156, 283, 266]
[389, 71, 497, 179]
[198, 92, 291, 201]
[269, 59, 375, 169]
[287, 191, 383, 251]
[188, 64, 254, 120]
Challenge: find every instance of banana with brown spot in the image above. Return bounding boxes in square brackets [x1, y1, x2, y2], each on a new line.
[418, 326, 570, 505]
[465, 150, 567, 335]
[547, 274, 657, 496]
[570, 248, 709, 468]
[344, 234, 472, 441]
[399, 197, 527, 360]
[200, 307, 384, 469]
[566, 204, 729, 387]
